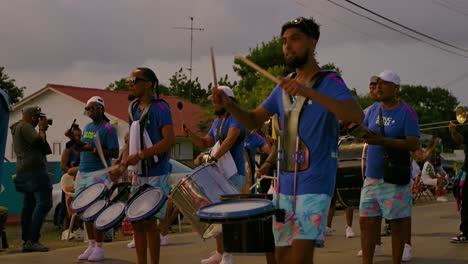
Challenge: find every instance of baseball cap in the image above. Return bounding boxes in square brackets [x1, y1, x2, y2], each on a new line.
[369, 75, 378, 83]
[377, 70, 400, 85]
[208, 86, 235, 99]
[22, 105, 44, 116]
[86, 96, 105, 107]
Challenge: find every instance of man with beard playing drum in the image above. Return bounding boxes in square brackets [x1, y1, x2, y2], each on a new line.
[111, 67, 175, 264]
[211, 17, 363, 264]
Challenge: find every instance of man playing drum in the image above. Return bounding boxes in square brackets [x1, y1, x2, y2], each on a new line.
[75, 96, 119, 261]
[112, 67, 175, 264]
[211, 17, 363, 264]
[183, 85, 246, 264]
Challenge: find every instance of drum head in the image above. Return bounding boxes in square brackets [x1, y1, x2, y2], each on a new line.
[126, 188, 166, 222]
[95, 202, 126, 231]
[198, 199, 275, 223]
[82, 200, 107, 222]
[71, 183, 106, 213]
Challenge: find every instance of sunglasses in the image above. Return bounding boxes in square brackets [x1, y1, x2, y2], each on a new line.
[289, 17, 314, 36]
[126, 76, 150, 86]
[84, 105, 101, 112]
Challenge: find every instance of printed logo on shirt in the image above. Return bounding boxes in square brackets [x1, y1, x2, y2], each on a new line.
[374, 116, 396, 126]
[83, 131, 96, 139]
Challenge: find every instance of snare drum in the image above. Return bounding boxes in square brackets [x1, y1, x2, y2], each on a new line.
[336, 136, 366, 208]
[82, 200, 107, 222]
[71, 183, 107, 213]
[95, 202, 126, 231]
[170, 163, 239, 239]
[198, 194, 275, 253]
[125, 187, 166, 222]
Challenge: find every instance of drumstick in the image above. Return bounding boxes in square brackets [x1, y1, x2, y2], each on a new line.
[210, 47, 218, 90]
[86, 165, 119, 178]
[177, 101, 185, 131]
[249, 175, 277, 191]
[235, 55, 280, 84]
[94, 131, 108, 169]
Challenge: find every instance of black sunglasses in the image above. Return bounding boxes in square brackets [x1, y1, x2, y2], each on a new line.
[126, 76, 150, 86]
[84, 105, 101, 112]
[289, 17, 313, 36]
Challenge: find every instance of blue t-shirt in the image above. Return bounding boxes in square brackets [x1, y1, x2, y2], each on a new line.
[208, 115, 246, 176]
[364, 101, 420, 179]
[129, 97, 173, 176]
[0, 89, 10, 188]
[244, 132, 267, 161]
[79, 121, 119, 173]
[262, 72, 354, 196]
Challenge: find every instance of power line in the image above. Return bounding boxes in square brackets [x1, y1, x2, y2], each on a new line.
[432, 0, 468, 17]
[173, 17, 204, 81]
[441, 70, 468, 87]
[325, 0, 468, 59]
[344, 0, 468, 53]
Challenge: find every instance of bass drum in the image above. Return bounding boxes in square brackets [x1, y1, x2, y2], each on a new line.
[336, 136, 367, 208]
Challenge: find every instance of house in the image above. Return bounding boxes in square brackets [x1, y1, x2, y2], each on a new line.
[5, 84, 211, 163]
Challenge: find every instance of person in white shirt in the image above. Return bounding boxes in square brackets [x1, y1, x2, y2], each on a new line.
[421, 157, 448, 202]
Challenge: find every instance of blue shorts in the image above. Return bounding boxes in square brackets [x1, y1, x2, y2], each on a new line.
[272, 193, 331, 247]
[359, 178, 413, 220]
[130, 173, 170, 220]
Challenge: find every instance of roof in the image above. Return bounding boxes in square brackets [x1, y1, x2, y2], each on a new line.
[17, 84, 211, 136]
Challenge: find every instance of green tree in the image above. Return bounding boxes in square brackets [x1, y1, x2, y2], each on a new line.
[106, 78, 128, 91]
[168, 68, 210, 105]
[0, 67, 25, 104]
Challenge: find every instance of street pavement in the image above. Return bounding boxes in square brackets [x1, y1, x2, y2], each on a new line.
[1, 200, 467, 263]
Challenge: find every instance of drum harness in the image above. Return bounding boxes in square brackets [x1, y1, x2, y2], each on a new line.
[275, 71, 332, 223]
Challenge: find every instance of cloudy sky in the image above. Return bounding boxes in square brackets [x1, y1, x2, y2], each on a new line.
[2, 0, 468, 105]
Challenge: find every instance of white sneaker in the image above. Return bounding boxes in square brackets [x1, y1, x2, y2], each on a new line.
[88, 245, 104, 262]
[345, 226, 355, 238]
[160, 234, 170, 246]
[78, 245, 95, 260]
[357, 243, 383, 257]
[127, 238, 135, 248]
[201, 251, 222, 264]
[220, 253, 234, 264]
[402, 244, 412, 262]
[437, 196, 448, 202]
[325, 227, 334, 236]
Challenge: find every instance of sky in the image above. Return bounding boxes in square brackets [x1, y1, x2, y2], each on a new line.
[1, 0, 468, 105]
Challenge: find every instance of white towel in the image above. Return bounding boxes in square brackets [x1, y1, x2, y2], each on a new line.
[210, 141, 238, 179]
[128, 121, 158, 175]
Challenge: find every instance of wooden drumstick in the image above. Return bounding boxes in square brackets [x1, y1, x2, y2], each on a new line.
[235, 55, 280, 84]
[210, 47, 219, 90]
[94, 131, 108, 169]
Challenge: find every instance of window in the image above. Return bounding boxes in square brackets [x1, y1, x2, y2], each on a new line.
[53, 142, 62, 155]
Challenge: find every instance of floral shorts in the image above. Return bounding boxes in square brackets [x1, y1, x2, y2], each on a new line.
[272, 193, 331, 247]
[359, 177, 413, 220]
[74, 170, 111, 196]
[129, 173, 170, 220]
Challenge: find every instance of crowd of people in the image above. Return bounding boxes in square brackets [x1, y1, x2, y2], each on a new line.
[0, 15, 467, 264]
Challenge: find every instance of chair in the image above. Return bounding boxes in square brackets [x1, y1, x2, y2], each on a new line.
[60, 173, 82, 240]
[412, 176, 435, 203]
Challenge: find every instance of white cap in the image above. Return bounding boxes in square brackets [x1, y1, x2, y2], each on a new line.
[208, 85, 235, 99]
[86, 96, 105, 107]
[377, 70, 400, 85]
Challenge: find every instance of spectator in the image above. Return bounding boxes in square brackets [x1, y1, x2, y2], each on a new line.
[421, 154, 448, 202]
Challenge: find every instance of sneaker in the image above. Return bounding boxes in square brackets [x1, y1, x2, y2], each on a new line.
[402, 244, 412, 262]
[345, 226, 355, 238]
[357, 243, 383, 257]
[22, 241, 49, 252]
[201, 251, 222, 264]
[436, 196, 448, 202]
[127, 238, 135, 248]
[325, 227, 334, 236]
[78, 245, 95, 260]
[160, 234, 170, 246]
[88, 246, 104, 262]
[220, 253, 234, 264]
[450, 234, 468, 243]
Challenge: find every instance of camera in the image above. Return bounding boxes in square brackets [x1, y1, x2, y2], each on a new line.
[39, 114, 53, 126]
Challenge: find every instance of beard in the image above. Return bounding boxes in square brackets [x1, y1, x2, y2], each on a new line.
[214, 108, 226, 116]
[128, 94, 136, 101]
[285, 52, 308, 69]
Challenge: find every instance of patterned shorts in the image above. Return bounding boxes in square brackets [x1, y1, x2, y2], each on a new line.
[272, 193, 331, 247]
[74, 170, 111, 196]
[228, 174, 245, 192]
[359, 177, 413, 220]
[129, 173, 170, 220]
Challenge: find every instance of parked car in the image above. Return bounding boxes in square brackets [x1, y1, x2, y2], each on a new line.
[47, 159, 194, 226]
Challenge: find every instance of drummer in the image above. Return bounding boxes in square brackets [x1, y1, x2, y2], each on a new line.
[75, 96, 119, 262]
[111, 67, 175, 264]
[210, 17, 363, 263]
[183, 85, 246, 264]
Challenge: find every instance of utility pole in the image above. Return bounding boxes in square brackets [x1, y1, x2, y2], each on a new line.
[173, 17, 204, 82]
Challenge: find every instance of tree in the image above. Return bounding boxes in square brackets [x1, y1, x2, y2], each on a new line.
[168, 68, 210, 105]
[0, 67, 25, 104]
[106, 78, 128, 91]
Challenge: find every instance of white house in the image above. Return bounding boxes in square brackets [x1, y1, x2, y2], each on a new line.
[5, 84, 210, 162]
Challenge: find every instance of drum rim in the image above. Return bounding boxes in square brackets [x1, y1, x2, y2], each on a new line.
[71, 182, 107, 213]
[95, 202, 126, 230]
[197, 199, 275, 221]
[82, 199, 108, 222]
[125, 188, 167, 222]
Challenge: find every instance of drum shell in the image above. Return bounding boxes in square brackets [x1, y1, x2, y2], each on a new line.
[170, 163, 239, 239]
[220, 194, 275, 253]
[336, 137, 366, 208]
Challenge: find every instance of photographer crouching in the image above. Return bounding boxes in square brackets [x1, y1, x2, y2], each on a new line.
[10, 106, 53, 252]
